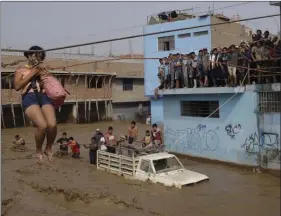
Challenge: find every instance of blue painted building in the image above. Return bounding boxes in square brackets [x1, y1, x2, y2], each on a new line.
[144, 16, 212, 97]
[143, 14, 280, 169]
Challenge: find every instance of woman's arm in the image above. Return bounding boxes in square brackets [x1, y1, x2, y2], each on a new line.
[14, 67, 39, 91]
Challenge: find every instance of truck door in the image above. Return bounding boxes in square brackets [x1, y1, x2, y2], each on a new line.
[136, 159, 154, 181]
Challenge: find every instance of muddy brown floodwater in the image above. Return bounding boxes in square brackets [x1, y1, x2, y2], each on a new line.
[1, 122, 280, 216]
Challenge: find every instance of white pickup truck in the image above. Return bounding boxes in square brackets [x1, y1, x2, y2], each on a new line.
[97, 149, 209, 188]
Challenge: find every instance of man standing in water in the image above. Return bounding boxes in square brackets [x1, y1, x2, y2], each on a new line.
[84, 137, 98, 165]
[128, 121, 138, 144]
[56, 132, 69, 156]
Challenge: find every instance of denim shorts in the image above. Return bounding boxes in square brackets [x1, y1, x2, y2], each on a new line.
[22, 92, 53, 111]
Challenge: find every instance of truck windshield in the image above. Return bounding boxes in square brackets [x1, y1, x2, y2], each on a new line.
[153, 157, 183, 174]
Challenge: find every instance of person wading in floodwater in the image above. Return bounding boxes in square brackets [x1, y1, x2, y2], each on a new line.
[84, 137, 99, 165]
[13, 46, 57, 164]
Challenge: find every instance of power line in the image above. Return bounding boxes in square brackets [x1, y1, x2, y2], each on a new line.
[2, 13, 280, 53]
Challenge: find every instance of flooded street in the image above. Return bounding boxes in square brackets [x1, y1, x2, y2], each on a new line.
[2, 122, 280, 216]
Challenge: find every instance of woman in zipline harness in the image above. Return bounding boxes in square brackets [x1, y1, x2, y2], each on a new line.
[14, 46, 57, 164]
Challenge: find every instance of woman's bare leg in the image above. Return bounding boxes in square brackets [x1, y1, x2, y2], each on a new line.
[42, 104, 57, 153]
[25, 105, 47, 156]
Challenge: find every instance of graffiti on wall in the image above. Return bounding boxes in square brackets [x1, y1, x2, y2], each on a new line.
[165, 124, 219, 153]
[241, 132, 280, 163]
[225, 124, 242, 140]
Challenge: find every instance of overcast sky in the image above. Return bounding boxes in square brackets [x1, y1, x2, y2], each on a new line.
[1, 1, 280, 55]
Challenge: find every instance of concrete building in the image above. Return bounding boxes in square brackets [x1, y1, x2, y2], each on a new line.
[1, 54, 149, 127]
[111, 61, 150, 122]
[144, 11, 280, 170]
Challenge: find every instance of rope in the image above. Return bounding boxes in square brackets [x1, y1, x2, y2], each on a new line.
[1, 14, 280, 53]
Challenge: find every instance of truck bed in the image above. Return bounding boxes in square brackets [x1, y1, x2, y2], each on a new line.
[97, 150, 139, 178]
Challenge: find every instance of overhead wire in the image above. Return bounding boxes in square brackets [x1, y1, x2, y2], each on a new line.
[2, 13, 280, 53]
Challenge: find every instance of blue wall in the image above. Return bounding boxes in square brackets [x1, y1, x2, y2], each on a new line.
[163, 92, 280, 169]
[150, 98, 164, 125]
[144, 17, 211, 96]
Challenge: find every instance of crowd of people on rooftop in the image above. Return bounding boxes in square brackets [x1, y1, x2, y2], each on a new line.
[156, 29, 281, 95]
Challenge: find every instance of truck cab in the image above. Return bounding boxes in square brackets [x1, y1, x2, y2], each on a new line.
[135, 153, 209, 188]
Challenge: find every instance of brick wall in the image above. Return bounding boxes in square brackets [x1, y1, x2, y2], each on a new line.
[210, 16, 252, 48]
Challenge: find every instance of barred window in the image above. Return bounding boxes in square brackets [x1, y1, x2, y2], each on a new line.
[158, 36, 175, 51]
[259, 91, 281, 113]
[181, 101, 220, 118]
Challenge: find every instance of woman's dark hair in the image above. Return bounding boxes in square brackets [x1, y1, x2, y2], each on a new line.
[69, 137, 74, 140]
[108, 126, 113, 131]
[152, 123, 157, 128]
[131, 121, 136, 125]
[24, 45, 46, 60]
[15, 135, 20, 138]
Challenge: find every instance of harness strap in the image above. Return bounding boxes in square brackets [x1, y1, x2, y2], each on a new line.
[24, 76, 42, 107]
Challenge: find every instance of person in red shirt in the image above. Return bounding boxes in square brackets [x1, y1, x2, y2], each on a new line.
[67, 137, 80, 158]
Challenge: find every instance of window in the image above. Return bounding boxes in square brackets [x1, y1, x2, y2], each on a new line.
[57, 75, 65, 87]
[123, 79, 133, 91]
[259, 91, 281, 113]
[178, 33, 191, 38]
[140, 160, 152, 173]
[193, 30, 209, 37]
[181, 101, 220, 118]
[158, 36, 175, 51]
[88, 77, 103, 89]
[153, 157, 182, 174]
[1, 76, 13, 89]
